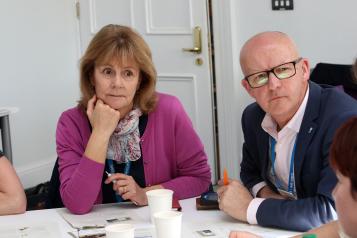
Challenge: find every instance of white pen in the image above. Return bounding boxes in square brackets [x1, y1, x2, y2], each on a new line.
[105, 171, 117, 184]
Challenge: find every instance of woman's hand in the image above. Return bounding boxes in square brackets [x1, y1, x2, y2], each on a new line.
[86, 95, 120, 138]
[105, 173, 148, 206]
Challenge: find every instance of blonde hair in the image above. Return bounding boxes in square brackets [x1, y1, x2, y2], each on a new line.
[78, 24, 157, 113]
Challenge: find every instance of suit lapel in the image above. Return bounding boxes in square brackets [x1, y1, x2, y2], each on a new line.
[294, 82, 321, 193]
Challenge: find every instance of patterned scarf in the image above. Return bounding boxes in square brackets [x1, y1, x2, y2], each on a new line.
[107, 108, 142, 164]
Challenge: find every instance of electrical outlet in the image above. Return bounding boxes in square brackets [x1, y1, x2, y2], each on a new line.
[272, 0, 294, 10]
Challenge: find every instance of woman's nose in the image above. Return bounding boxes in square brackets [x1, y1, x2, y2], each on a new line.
[111, 74, 125, 87]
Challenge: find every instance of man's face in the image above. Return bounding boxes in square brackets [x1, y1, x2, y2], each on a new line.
[241, 42, 309, 125]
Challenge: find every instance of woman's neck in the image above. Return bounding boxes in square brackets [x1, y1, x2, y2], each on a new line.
[118, 103, 134, 119]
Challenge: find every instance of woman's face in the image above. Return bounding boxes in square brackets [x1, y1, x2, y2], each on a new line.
[333, 171, 357, 237]
[92, 58, 140, 115]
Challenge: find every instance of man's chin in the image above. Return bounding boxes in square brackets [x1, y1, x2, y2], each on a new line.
[268, 107, 289, 119]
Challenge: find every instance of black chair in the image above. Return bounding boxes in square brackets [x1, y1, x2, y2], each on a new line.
[46, 157, 64, 208]
[310, 63, 357, 100]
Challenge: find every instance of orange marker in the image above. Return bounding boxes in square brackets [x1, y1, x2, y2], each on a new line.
[223, 168, 229, 185]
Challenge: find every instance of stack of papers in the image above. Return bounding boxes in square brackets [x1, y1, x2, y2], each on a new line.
[59, 203, 154, 238]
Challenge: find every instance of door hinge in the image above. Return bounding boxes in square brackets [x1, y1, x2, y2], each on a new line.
[76, 1, 80, 19]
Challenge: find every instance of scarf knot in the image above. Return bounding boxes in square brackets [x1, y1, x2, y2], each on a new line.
[107, 108, 142, 163]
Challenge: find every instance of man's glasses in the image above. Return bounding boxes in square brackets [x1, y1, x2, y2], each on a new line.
[244, 57, 303, 88]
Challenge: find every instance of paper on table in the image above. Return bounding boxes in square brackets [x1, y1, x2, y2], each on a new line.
[67, 226, 154, 238]
[58, 203, 146, 229]
[135, 227, 154, 238]
[184, 221, 300, 238]
[0, 222, 62, 238]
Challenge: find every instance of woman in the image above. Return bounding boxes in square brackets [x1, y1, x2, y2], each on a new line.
[0, 150, 26, 215]
[56, 24, 211, 214]
[228, 117, 357, 238]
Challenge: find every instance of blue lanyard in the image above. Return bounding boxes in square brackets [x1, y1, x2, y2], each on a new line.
[107, 159, 131, 202]
[270, 136, 297, 195]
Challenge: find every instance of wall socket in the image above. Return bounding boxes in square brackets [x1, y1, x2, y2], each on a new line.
[272, 0, 294, 10]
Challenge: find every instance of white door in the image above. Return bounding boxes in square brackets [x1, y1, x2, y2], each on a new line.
[77, 0, 216, 180]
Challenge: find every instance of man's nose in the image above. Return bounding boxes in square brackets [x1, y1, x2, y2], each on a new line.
[267, 72, 282, 90]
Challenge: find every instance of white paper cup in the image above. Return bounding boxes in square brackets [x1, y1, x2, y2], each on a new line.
[154, 211, 182, 238]
[146, 189, 173, 223]
[105, 223, 134, 238]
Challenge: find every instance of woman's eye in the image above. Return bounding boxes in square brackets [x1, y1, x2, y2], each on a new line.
[100, 67, 115, 78]
[103, 68, 113, 75]
[123, 70, 134, 77]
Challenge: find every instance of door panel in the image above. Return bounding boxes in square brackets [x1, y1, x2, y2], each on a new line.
[156, 74, 198, 126]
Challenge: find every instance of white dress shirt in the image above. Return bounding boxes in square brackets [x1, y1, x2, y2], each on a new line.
[246, 86, 310, 224]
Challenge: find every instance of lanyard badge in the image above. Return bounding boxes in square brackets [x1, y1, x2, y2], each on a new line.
[107, 159, 131, 203]
[270, 136, 297, 200]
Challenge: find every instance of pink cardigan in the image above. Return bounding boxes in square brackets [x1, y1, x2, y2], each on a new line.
[56, 93, 211, 214]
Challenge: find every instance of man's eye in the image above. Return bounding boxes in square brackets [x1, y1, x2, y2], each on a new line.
[256, 73, 267, 79]
[254, 74, 267, 83]
[278, 67, 291, 72]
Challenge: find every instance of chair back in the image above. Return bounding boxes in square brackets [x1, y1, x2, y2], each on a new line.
[310, 63, 357, 100]
[46, 157, 64, 208]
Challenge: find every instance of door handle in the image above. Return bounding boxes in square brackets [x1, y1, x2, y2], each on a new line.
[182, 26, 202, 54]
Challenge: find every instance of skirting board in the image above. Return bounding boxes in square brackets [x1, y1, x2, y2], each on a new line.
[15, 156, 56, 189]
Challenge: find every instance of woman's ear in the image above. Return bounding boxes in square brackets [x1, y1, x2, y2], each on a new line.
[90, 76, 95, 87]
[136, 74, 142, 91]
[89, 74, 96, 92]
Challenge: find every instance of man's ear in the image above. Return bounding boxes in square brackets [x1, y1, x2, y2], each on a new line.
[241, 79, 255, 98]
[301, 58, 310, 82]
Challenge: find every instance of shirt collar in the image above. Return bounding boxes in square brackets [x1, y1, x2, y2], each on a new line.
[262, 85, 310, 136]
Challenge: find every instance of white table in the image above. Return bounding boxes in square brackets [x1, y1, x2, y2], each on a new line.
[0, 198, 300, 238]
[0, 107, 18, 164]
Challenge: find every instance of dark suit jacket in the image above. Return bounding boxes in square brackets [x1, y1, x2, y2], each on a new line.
[240, 81, 357, 231]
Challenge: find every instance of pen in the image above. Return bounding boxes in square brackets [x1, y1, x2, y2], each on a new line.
[81, 225, 105, 229]
[223, 168, 229, 185]
[105, 171, 117, 184]
[80, 234, 105, 238]
[105, 171, 138, 205]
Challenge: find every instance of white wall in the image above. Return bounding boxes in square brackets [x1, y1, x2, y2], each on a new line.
[234, 0, 357, 67]
[0, 0, 79, 188]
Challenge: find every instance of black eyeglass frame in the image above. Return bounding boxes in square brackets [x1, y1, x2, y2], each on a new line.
[244, 57, 303, 88]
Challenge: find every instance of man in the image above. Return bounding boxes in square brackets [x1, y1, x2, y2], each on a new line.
[217, 31, 357, 231]
[0, 150, 26, 215]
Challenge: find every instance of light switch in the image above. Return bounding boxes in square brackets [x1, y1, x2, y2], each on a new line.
[272, 0, 294, 10]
